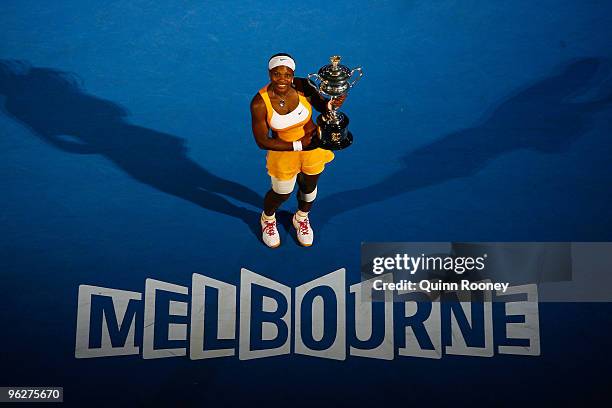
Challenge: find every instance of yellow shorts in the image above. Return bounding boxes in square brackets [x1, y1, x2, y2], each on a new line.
[266, 148, 335, 180]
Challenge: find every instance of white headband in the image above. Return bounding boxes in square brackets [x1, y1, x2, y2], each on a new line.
[268, 55, 295, 71]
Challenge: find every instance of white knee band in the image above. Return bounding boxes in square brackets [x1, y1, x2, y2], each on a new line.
[299, 186, 318, 202]
[271, 176, 297, 195]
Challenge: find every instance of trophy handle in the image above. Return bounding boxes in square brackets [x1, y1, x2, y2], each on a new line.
[348, 67, 363, 88]
[308, 73, 334, 98]
[307, 73, 321, 89]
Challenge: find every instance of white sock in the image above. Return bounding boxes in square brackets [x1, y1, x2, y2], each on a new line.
[262, 211, 276, 221]
[295, 210, 309, 221]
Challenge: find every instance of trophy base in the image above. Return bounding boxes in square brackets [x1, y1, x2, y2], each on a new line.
[315, 113, 354, 151]
[319, 131, 353, 150]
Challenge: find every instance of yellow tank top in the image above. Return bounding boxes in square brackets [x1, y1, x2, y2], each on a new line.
[258, 84, 313, 142]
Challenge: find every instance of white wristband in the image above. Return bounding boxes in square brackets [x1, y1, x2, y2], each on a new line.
[292, 141, 303, 151]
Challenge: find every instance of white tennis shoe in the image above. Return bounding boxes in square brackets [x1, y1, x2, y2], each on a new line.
[261, 216, 280, 248]
[293, 213, 314, 247]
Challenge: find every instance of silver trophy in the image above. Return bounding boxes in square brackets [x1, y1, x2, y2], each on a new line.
[308, 55, 363, 150]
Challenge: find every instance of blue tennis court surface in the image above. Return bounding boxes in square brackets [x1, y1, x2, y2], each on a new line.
[2, 1, 612, 406]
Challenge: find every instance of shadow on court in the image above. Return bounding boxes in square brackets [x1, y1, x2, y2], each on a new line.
[2, 58, 611, 240]
[317, 57, 612, 227]
[0, 60, 263, 239]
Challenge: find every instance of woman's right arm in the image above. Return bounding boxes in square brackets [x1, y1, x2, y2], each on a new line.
[251, 94, 313, 151]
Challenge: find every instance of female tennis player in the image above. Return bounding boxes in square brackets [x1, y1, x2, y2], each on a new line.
[250, 53, 345, 247]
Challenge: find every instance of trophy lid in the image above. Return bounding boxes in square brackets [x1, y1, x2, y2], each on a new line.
[318, 55, 352, 82]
